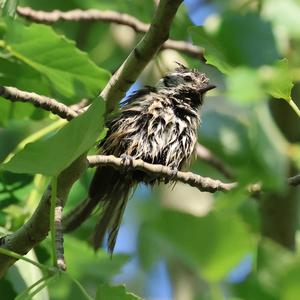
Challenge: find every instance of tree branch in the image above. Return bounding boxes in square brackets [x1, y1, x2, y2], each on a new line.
[17, 6, 203, 60]
[88, 155, 300, 191]
[87, 155, 237, 192]
[0, 86, 78, 120]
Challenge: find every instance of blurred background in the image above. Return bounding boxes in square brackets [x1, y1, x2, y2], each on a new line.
[0, 0, 300, 299]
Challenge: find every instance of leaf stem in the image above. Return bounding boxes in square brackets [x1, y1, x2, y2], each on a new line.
[65, 273, 93, 300]
[288, 98, 300, 118]
[0, 248, 50, 271]
[15, 274, 52, 300]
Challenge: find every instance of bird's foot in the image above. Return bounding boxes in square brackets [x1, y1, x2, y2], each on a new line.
[164, 166, 178, 184]
[120, 154, 134, 173]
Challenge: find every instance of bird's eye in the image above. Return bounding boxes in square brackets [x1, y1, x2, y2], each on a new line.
[184, 75, 193, 82]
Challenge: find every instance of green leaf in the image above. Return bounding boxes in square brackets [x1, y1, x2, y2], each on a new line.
[0, 57, 50, 95]
[190, 13, 279, 73]
[256, 240, 294, 295]
[4, 20, 110, 102]
[280, 261, 300, 300]
[96, 284, 142, 300]
[260, 59, 294, 101]
[2, 99, 105, 175]
[190, 26, 232, 74]
[153, 209, 253, 281]
[227, 67, 265, 103]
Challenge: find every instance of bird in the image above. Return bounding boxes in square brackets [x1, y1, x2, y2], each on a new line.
[64, 63, 215, 253]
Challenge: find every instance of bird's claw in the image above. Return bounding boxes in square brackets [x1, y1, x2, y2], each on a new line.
[120, 154, 134, 173]
[164, 166, 178, 184]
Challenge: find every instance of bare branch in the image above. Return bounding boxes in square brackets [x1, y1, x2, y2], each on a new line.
[55, 197, 66, 271]
[162, 40, 203, 59]
[87, 155, 237, 192]
[0, 86, 78, 120]
[195, 143, 234, 180]
[17, 7, 149, 31]
[17, 6, 203, 60]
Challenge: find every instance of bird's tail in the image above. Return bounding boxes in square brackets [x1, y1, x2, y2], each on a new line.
[89, 166, 133, 253]
[63, 166, 133, 253]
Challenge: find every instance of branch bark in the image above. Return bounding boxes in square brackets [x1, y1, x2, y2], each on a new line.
[17, 6, 203, 60]
[87, 155, 300, 192]
[0, 86, 78, 120]
[87, 155, 237, 192]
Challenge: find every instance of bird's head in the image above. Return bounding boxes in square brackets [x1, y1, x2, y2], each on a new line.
[156, 62, 216, 106]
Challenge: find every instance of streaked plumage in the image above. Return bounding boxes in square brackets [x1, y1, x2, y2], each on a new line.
[67, 63, 215, 253]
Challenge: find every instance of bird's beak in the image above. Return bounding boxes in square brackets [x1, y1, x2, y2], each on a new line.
[201, 84, 216, 93]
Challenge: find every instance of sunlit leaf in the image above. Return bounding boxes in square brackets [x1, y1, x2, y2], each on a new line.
[260, 59, 294, 101]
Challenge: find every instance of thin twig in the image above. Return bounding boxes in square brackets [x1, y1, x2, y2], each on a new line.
[69, 99, 89, 114]
[17, 7, 204, 60]
[87, 155, 237, 192]
[0, 86, 78, 120]
[55, 197, 66, 271]
[195, 143, 234, 180]
[0, 86, 77, 120]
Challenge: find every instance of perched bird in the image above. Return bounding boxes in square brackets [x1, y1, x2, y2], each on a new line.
[64, 63, 215, 253]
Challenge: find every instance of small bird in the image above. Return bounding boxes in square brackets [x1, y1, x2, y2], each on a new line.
[64, 63, 215, 253]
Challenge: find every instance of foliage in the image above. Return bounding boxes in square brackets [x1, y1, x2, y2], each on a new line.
[0, 0, 300, 299]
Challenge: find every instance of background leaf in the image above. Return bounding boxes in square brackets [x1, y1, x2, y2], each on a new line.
[151, 209, 253, 281]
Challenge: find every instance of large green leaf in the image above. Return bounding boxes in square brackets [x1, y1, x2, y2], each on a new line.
[0, 57, 50, 95]
[2, 99, 105, 175]
[4, 20, 110, 102]
[153, 209, 253, 281]
[96, 284, 142, 300]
